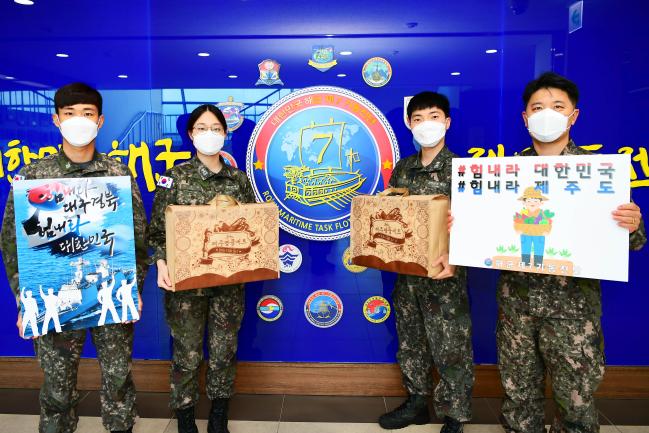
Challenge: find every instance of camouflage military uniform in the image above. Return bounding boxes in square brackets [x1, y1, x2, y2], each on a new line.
[148, 155, 255, 410]
[497, 141, 647, 433]
[0, 150, 148, 433]
[388, 146, 474, 422]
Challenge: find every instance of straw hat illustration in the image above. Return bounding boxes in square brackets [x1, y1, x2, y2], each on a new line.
[518, 186, 548, 201]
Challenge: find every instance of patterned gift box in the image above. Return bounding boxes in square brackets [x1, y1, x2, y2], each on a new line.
[350, 189, 449, 278]
[165, 195, 279, 291]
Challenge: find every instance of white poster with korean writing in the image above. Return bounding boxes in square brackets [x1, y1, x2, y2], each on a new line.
[449, 154, 630, 281]
[13, 176, 139, 338]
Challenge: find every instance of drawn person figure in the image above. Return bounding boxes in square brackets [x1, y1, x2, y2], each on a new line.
[116, 277, 139, 322]
[513, 186, 554, 266]
[20, 289, 40, 337]
[97, 274, 120, 326]
[40, 285, 62, 334]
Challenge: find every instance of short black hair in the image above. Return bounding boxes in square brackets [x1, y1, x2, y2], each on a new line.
[407, 91, 450, 119]
[186, 104, 228, 134]
[522, 72, 579, 107]
[54, 82, 103, 115]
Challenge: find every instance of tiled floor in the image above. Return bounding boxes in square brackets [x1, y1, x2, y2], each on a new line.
[0, 389, 648, 433]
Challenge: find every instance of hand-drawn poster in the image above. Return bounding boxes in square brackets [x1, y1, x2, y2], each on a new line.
[449, 154, 631, 281]
[13, 176, 139, 338]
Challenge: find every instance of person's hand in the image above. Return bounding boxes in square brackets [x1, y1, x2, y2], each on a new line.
[447, 209, 454, 233]
[432, 253, 455, 279]
[612, 202, 642, 233]
[157, 259, 173, 291]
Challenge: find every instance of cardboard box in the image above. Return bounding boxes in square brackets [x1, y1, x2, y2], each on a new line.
[165, 195, 279, 291]
[350, 189, 449, 278]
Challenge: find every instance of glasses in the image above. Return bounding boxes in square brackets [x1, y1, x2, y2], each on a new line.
[193, 124, 225, 134]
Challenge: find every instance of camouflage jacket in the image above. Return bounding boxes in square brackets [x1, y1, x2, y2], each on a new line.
[498, 141, 647, 319]
[388, 146, 467, 292]
[0, 150, 149, 307]
[148, 155, 256, 295]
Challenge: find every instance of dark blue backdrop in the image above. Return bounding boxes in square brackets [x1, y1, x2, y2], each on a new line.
[0, 0, 647, 365]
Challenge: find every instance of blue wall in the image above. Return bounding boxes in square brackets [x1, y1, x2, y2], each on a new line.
[0, 0, 647, 365]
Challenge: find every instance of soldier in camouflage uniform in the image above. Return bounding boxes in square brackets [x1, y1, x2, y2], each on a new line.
[497, 72, 646, 433]
[378, 92, 474, 433]
[0, 83, 148, 433]
[149, 104, 255, 433]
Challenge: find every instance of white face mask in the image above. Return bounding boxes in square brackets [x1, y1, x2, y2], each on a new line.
[192, 131, 225, 156]
[411, 120, 446, 148]
[527, 108, 575, 143]
[58, 116, 99, 147]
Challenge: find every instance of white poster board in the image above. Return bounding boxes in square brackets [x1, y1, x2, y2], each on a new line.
[449, 154, 630, 282]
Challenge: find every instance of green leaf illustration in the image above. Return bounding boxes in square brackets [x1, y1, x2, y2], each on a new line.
[508, 244, 520, 253]
[559, 249, 572, 258]
[545, 248, 558, 257]
[496, 245, 507, 254]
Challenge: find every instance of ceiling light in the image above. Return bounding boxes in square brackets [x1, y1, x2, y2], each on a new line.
[117, 74, 128, 79]
[4, 76, 16, 80]
[325, 34, 334, 37]
[197, 52, 210, 57]
[339, 51, 352, 56]
[451, 72, 461, 76]
[14, 0, 34, 5]
[228, 75, 238, 79]
[337, 73, 347, 78]
[56, 53, 69, 58]
[485, 49, 498, 54]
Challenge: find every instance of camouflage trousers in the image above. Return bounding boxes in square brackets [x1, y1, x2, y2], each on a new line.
[392, 279, 474, 422]
[497, 308, 605, 433]
[164, 285, 245, 410]
[33, 323, 136, 433]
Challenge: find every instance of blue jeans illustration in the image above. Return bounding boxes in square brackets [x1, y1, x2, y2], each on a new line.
[520, 234, 545, 266]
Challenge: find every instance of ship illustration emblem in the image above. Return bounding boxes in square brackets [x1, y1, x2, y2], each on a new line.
[199, 217, 260, 265]
[283, 119, 366, 211]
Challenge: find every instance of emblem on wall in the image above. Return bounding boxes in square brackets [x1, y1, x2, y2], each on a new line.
[279, 244, 302, 273]
[304, 289, 343, 328]
[246, 86, 399, 241]
[217, 96, 245, 132]
[257, 295, 284, 322]
[308, 45, 337, 72]
[256, 59, 284, 86]
[362, 57, 392, 87]
[363, 296, 391, 324]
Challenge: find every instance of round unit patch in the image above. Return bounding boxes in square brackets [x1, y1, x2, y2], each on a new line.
[304, 289, 343, 328]
[256, 295, 284, 322]
[363, 296, 391, 324]
[279, 244, 302, 273]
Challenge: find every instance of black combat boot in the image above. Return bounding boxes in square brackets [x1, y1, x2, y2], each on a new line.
[440, 416, 464, 433]
[207, 397, 230, 433]
[175, 406, 199, 433]
[378, 394, 429, 429]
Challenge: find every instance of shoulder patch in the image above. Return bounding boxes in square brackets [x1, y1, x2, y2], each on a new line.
[12, 174, 24, 182]
[157, 175, 174, 189]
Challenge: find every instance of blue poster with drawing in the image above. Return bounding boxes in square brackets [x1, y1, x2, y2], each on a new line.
[13, 176, 139, 338]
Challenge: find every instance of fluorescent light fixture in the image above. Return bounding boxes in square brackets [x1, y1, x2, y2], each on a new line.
[337, 73, 347, 77]
[14, 0, 35, 5]
[325, 34, 334, 37]
[56, 53, 69, 58]
[339, 51, 353, 56]
[485, 49, 498, 54]
[451, 72, 461, 76]
[197, 52, 210, 57]
[117, 74, 128, 79]
[4, 76, 16, 80]
[228, 75, 238, 79]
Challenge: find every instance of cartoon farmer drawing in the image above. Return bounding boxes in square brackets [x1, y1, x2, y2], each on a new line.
[513, 186, 555, 266]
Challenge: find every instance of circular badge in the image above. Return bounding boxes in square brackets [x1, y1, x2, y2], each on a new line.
[279, 244, 302, 273]
[257, 295, 284, 322]
[304, 289, 343, 328]
[246, 86, 399, 241]
[342, 247, 367, 273]
[363, 296, 391, 323]
[362, 57, 392, 88]
[219, 150, 238, 168]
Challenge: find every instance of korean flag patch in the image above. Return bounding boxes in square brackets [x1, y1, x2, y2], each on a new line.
[157, 175, 174, 189]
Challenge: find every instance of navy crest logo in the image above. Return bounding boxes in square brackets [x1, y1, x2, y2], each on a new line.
[362, 57, 392, 88]
[217, 96, 245, 132]
[342, 247, 366, 273]
[308, 45, 337, 72]
[304, 289, 343, 328]
[279, 244, 302, 273]
[246, 86, 399, 241]
[257, 295, 284, 322]
[363, 296, 391, 323]
[256, 59, 284, 86]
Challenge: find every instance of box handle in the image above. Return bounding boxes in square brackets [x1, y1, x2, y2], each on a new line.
[377, 187, 410, 197]
[208, 194, 239, 207]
